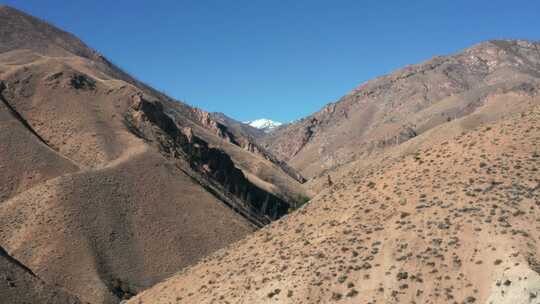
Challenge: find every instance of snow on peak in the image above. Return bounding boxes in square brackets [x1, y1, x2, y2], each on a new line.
[244, 119, 282, 131]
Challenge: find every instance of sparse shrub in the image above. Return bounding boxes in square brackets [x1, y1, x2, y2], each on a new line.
[346, 289, 359, 297]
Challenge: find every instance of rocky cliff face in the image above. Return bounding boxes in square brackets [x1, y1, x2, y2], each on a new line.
[125, 94, 291, 225]
[188, 108, 307, 184]
[207, 112, 307, 184]
[191, 109, 241, 145]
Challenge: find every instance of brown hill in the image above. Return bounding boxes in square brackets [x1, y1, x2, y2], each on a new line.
[129, 103, 540, 304]
[0, 5, 306, 304]
[3, 4, 540, 304]
[262, 40, 540, 182]
[0, 246, 83, 304]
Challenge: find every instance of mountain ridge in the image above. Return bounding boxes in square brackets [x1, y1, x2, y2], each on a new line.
[260, 39, 540, 180]
[1, 4, 540, 304]
[127, 38, 540, 304]
[0, 5, 307, 304]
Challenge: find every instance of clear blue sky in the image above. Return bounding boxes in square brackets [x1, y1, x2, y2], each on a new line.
[4, 0, 540, 122]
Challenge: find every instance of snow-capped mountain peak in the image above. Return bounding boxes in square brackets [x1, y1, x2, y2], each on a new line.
[244, 119, 282, 132]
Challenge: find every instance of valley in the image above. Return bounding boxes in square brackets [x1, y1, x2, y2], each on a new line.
[0, 4, 539, 304]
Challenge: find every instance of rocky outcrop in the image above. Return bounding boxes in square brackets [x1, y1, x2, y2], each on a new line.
[191, 109, 240, 145]
[238, 137, 306, 183]
[191, 108, 306, 183]
[262, 117, 321, 161]
[125, 94, 291, 226]
[376, 124, 418, 149]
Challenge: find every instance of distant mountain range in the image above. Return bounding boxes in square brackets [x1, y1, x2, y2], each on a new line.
[244, 118, 282, 131]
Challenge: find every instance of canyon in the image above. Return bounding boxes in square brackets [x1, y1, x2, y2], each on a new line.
[1, 5, 539, 304]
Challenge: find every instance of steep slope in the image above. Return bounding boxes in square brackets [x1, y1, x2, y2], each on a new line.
[0, 246, 83, 304]
[0, 83, 79, 202]
[0, 24, 253, 304]
[0, 4, 307, 198]
[176, 108, 307, 200]
[0, 4, 100, 59]
[129, 104, 540, 304]
[211, 112, 266, 140]
[262, 39, 540, 180]
[208, 111, 307, 186]
[0, 5, 305, 304]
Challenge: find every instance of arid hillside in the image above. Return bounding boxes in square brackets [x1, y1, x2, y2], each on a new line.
[0, 246, 83, 303]
[262, 40, 540, 182]
[129, 104, 540, 304]
[2, 4, 540, 304]
[0, 5, 306, 304]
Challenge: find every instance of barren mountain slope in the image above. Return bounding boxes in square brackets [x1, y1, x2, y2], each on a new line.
[262, 39, 540, 180]
[0, 5, 305, 304]
[130, 105, 540, 304]
[304, 83, 540, 194]
[0, 88, 79, 203]
[211, 112, 266, 140]
[0, 246, 83, 304]
[0, 22, 253, 304]
[206, 111, 307, 190]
